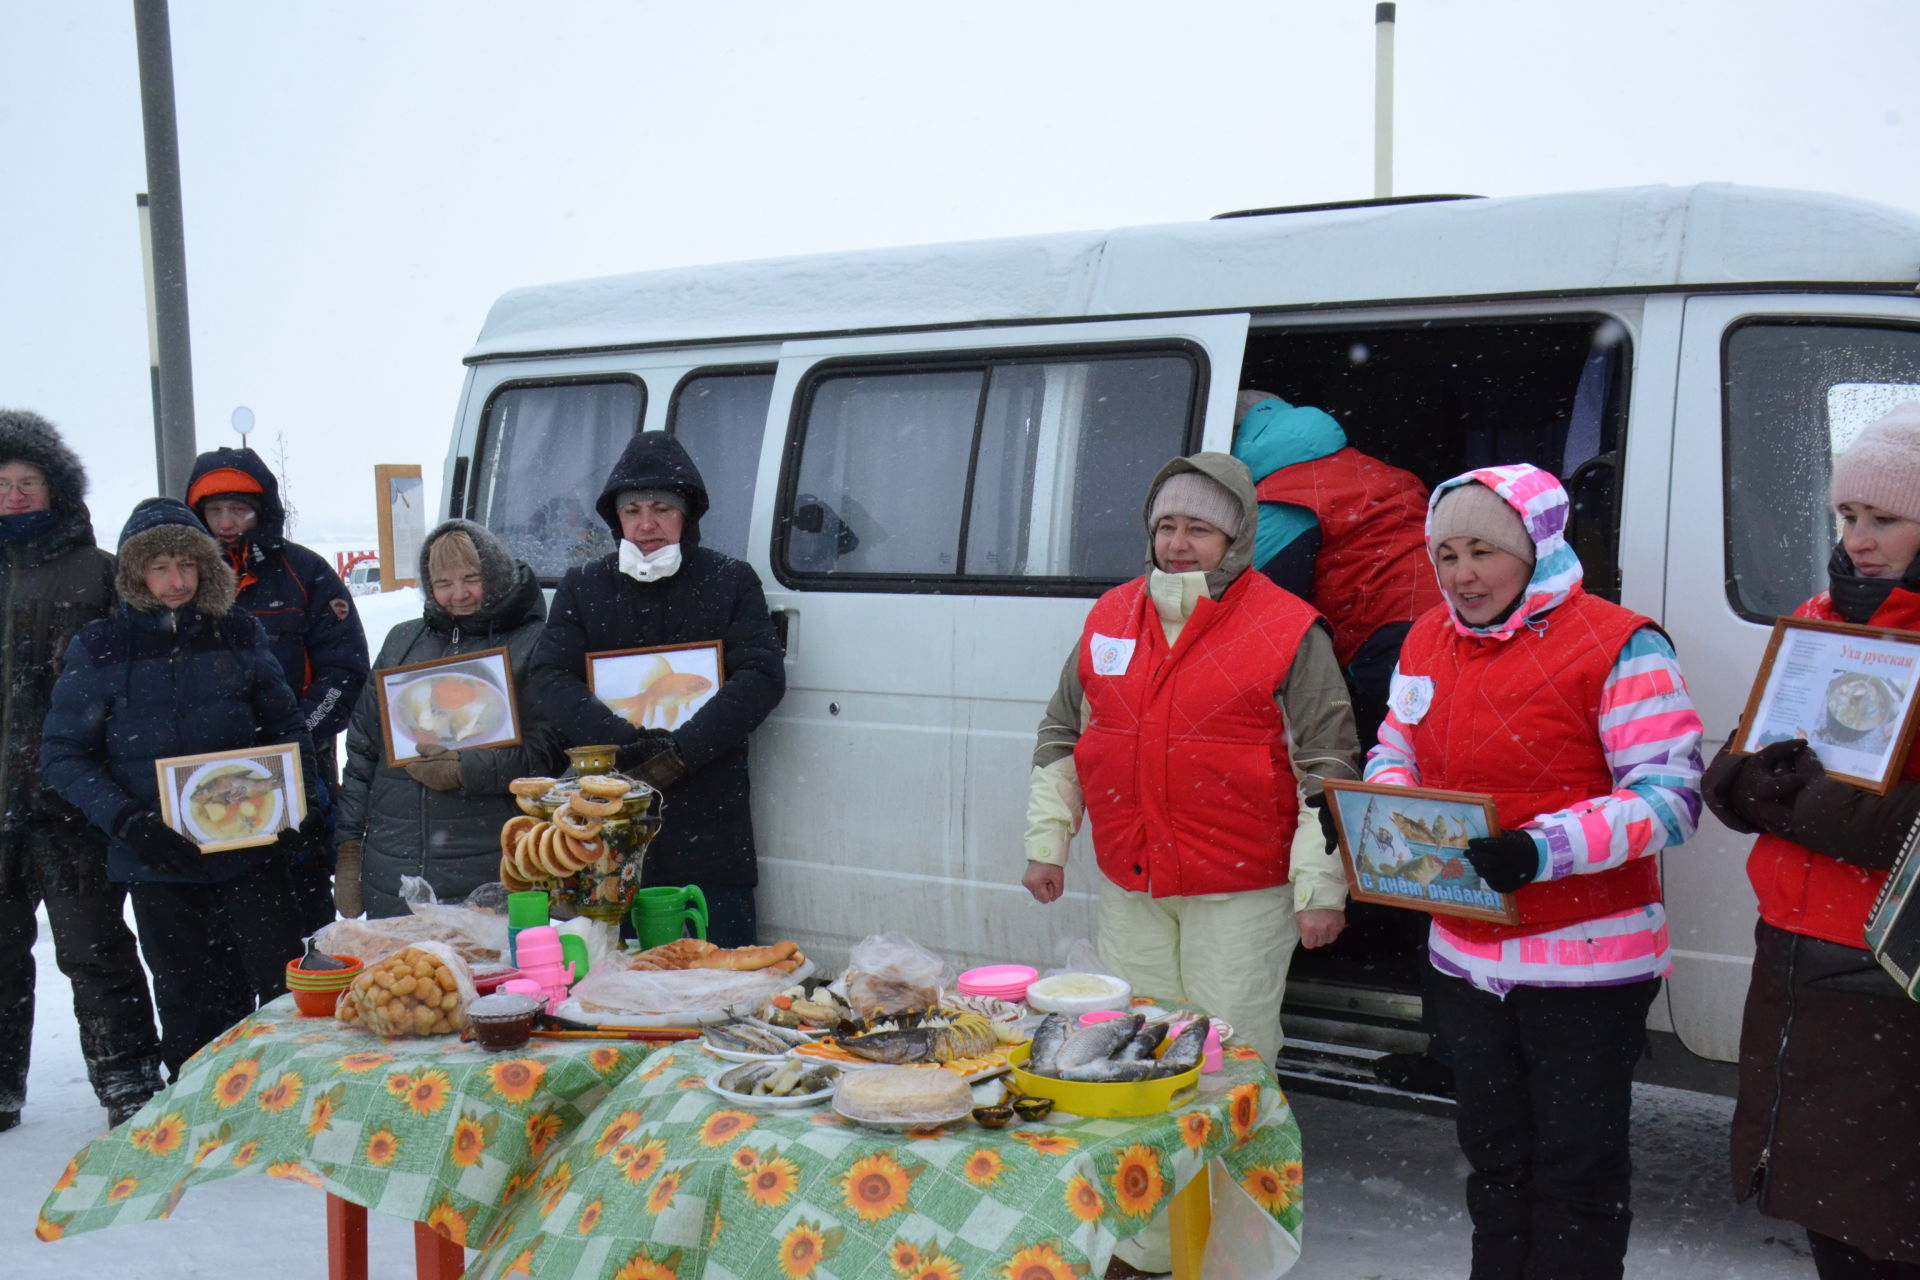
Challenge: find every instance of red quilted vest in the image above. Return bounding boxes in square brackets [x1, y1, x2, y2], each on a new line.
[1254, 447, 1444, 666]
[1746, 587, 1920, 949]
[1074, 572, 1321, 898]
[1394, 588, 1661, 942]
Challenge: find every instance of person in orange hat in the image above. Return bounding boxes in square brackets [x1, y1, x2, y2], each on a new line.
[185, 447, 368, 932]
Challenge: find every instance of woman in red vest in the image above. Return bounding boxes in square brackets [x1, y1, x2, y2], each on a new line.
[1704, 404, 1920, 1280]
[1366, 463, 1705, 1280]
[1020, 450, 1362, 1276]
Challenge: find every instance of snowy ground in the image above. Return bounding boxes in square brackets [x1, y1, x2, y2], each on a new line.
[5, 910, 1813, 1279]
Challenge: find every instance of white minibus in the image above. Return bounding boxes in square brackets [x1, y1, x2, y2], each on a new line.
[441, 183, 1920, 1085]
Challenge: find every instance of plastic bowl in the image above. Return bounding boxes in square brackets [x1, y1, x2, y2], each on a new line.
[956, 964, 1038, 999]
[1006, 1040, 1200, 1118]
[285, 953, 361, 991]
[1024, 971, 1132, 1015]
[291, 986, 344, 1017]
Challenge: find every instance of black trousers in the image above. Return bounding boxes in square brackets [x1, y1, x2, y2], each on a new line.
[1810, 1230, 1920, 1280]
[1432, 971, 1659, 1280]
[127, 859, 305, 1077]
[0, 887, 161, 1113]
[701, 883, 756, 951]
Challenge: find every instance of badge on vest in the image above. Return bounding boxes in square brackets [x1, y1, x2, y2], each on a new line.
[1389, 672, 1434, 724]
[1089, 632, 1135, 677]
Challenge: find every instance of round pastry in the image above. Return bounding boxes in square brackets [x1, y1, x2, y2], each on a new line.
[560, 833, 604, 871]
[836, 1067, 972, 1123]
[500, 815, 536, 859]
[532, 824, 566, 878]
[515, 795, 547, 818]
[567, 791, 623, 819]
[552, 805, 604, 841]
[508, 777, 557, 798]
[498, 855, 532, 894]
[577, 774, 629, 800]
[510, 824, 548, 882]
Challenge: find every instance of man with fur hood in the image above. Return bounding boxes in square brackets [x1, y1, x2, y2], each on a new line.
[0, 410, 162, 1131]
[41, 499, 325, 1076]
[186, 446, 369, 929]
[336, 518, 559, 918]
[529, 433, 785, 948]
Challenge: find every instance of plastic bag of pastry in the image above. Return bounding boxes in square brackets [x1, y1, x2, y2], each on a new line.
[334, 942, 478, 1037]
[314, 893, 506, 969]
[844, 932, 950, 1020]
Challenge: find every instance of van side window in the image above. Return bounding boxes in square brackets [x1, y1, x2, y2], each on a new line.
[473, 378, 645, 581]
[780, 350, 1197, 589]
[1724, 322, 1920, 622]
[668, 370, 774, 561]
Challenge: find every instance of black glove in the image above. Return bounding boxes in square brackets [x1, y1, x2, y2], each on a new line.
[1304, 793, 1339, 849]
[1464, 829, 1542, 894]
[274, 808, 331, 865]
[1703, 739, 1822, 836]
[616, 729, 681, 779]
[115, 811, 203, 877]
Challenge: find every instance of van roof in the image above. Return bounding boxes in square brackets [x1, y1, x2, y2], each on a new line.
[468, 183, 1920, 361]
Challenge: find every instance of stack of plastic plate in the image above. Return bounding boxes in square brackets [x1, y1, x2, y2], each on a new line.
[955, 963, 1038, 1003]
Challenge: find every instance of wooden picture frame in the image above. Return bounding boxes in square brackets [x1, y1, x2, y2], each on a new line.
[1866, 819, 1920, 1000]
[1730, 615, 1920, 794]
[374, 646, 522, 767]
[373, 464, 424, 593]
[154, 743, 306, 853]
[586, 641, 726, 731]
[1322, 778, 1521, 925]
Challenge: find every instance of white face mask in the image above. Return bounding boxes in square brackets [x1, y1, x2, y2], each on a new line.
[619, 539, 683, 583]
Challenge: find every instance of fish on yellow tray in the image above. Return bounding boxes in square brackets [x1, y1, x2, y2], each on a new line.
[605, 656, 715, 729]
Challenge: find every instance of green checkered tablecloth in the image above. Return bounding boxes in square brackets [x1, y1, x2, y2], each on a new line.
[462, 1038, 1304, 1279]
[36, 994, 653, 1250]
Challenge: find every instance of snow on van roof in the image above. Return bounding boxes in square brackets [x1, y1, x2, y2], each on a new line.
[468, 184, 1920, 360]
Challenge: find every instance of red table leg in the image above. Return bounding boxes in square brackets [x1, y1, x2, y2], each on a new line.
[326, 1194, 368, 1280]
[413, 1220, 466, 1280]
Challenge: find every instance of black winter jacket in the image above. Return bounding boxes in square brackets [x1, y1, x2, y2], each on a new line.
[338, 527, 559, 918]
[40, 526, 319, 886]
[0, 413, 118, 896]
[186, 447, 369, 746]
[528, 434, 785, 887]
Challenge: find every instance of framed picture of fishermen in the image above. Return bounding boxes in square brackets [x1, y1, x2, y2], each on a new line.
[154, 743, 307, 854]
[1865, 819, 1920, 999]
[587, 641, 726, 731]
[1322, 779, 1521, 924]
[1730, 615, 1920, 794]
[373, 646, 522, 766]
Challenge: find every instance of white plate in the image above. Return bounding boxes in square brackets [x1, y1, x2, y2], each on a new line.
[831, 1096, 974, 1131]
[180, 758, 284, 846]
[704, 1063, 840, 1109]
[394, 671, 509, 746]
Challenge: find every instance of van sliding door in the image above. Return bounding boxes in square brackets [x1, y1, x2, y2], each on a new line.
[746, 315, 1249, 969]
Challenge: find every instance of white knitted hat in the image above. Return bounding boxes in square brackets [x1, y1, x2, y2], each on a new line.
[1148, 470, 1243, 540]
[1428, 481, 1535, 564]
[1832, 403, 1920, 523]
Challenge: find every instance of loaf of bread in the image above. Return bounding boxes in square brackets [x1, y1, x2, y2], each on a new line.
[692, 941, 798, 972]
[624, 938, 720, 971]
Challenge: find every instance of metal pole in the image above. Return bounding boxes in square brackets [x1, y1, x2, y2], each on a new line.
[135, 193, 164, 489]
[133, 0, 197, 496]
[1374, 2, 1396, 199]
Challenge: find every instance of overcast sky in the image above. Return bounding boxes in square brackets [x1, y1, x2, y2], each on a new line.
[5, 0, 1919, 548]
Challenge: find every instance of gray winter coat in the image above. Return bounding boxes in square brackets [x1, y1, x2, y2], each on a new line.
[336, 520, 560, 918]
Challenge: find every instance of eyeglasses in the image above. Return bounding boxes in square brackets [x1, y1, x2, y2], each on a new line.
[0, 479, 46, 497]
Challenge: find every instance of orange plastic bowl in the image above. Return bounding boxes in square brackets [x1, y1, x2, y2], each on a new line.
[291, 985, 346, 1017]
[285, 954, 362, 1015]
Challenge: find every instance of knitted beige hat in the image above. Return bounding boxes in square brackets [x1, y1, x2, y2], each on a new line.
[1148, 470, 1243, 539]
[1832, 403, 1920, 523]
[1428, 481, 1535, 564]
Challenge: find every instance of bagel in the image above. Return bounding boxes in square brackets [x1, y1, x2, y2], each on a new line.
[499, 855, 532, 894]
[567, 792, 623, 819]
[527, 824, 561, 879]
[577, 774, 629, 800]
[552, 805, 604, 841]
[515, 795, 547, 818]
[539, 823, 572, 879]
[560, 832, 604, 872]
[509, 777, 557, 798]
[512, 824, 548, 882]
[500, 815, 536, 859]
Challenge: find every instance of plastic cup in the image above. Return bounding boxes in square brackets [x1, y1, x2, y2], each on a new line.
[506, 891, 550, 967]
[629, 885, 708, 948]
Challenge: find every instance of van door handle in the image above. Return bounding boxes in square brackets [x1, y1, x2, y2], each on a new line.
[771, 608, 796, 657]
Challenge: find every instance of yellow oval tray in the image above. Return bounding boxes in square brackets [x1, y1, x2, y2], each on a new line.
[1006, 1040, 1200, 1118]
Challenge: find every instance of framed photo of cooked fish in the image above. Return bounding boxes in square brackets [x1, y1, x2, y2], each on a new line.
[1321, 779, 1520, 924]
[374, 646, 522, 767]
[588, 641, 726, 731]
[154, 743, 307, 853]
[1731, 615, 1920, 794]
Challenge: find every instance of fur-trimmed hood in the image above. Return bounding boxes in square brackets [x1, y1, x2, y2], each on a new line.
[0, 408, 99, 555]
[115, 502, 237, 617]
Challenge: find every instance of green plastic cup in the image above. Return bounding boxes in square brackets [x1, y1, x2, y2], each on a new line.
[506, 891, 550, 967]
[629, 885, 709, 949]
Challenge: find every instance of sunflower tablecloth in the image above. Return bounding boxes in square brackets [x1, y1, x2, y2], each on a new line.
[460, 1037, 1305, 1280]
[35, 994, 655, 1250]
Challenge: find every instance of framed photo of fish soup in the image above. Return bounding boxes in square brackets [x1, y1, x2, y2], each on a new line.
[154, 742, 307, 854]
[587, 641, 726, 731]
[1321, 779, 1520, 925]
[374, 646, 522, 767]
[1730, 615, 1920, 794]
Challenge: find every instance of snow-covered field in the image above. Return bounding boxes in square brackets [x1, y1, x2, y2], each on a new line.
[5, 911, 1812, 1278]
